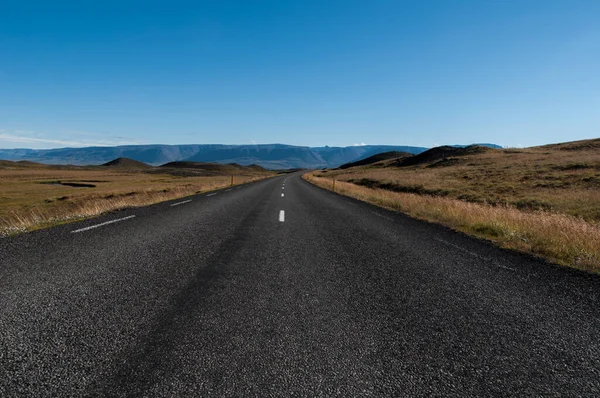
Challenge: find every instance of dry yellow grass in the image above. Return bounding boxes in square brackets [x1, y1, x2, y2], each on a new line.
[0, 165, 272, 236]
[324, 145, 600, 221]
[304, 173, 600, 273]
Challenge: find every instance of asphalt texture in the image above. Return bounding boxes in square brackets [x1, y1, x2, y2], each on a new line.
[1, 173, 600, 396]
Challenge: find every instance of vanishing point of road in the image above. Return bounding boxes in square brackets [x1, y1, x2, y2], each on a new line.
[1, 173, 599, 396]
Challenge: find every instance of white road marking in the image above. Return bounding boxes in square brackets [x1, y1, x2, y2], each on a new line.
[370, 211, 393, 221]
[225, 188, 232, 192]
[281, 193, 285, 197]
[279, 210, 285, 222]
[206, 193, 218, 197]
[344, 200, 357, 206]
[435, 237, 516, 271]
[170, 199, 192, 207]
[71, 215, 136, 234]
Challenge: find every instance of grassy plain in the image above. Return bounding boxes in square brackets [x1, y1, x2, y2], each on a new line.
[305, 139, 600, 272]
[0, 161, 272, 236]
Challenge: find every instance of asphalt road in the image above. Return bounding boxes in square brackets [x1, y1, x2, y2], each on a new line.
[1, 173, 600, 396]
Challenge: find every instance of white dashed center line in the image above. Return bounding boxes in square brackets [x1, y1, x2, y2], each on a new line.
[279, 210, 285, 222]
[71, 215, 136, 234]
[206, 193, 218, 197]
[281, 193, 285, 197]
[225, 188, 232, 192]
[170, 199, 192, 207]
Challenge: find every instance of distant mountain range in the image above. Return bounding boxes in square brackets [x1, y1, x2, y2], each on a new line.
[0, 143, 501, 169]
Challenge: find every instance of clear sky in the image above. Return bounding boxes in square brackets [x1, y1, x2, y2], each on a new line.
[1, 0, 599, 149]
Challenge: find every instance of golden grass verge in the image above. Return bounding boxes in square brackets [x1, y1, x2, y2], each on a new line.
[303, 173, 600, 273]
[0, 176, 266, 236]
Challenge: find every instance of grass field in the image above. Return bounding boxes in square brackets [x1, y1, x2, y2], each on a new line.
[305, 138, 600, 273]
[0, 161, 273, 236]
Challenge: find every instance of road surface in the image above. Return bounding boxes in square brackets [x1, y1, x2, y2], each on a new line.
[1, 173, 600, 396]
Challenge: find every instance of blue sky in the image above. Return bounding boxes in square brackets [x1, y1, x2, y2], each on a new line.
[1, 0, 599, 149]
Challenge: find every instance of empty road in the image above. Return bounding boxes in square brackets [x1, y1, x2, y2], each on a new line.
[1, 173, 600, 396]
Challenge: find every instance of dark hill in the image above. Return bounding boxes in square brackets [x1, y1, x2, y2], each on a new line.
[339, 151, 412, 169]
[16, 160, 44, 166]
[0, 160, 17, 168]
[0, 160, 48, 169]
[158, 161, 271, 177]
[396, 145, 493, 167]
[247, 164, 268, 172]
[454, 143, 502, 149]
[160, 161, 242, 171]
[102, 157, 152, 169]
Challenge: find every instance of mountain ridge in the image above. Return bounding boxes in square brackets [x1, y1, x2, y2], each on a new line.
[0, 143, 500, 169]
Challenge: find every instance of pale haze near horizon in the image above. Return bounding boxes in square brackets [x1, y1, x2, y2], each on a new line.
[0, 1, 598, 150]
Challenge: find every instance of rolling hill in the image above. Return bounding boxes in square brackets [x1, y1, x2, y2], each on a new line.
[101, 157, 153, 169]
[339, 151, 412, 169]
[395, 145, 492, 167]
